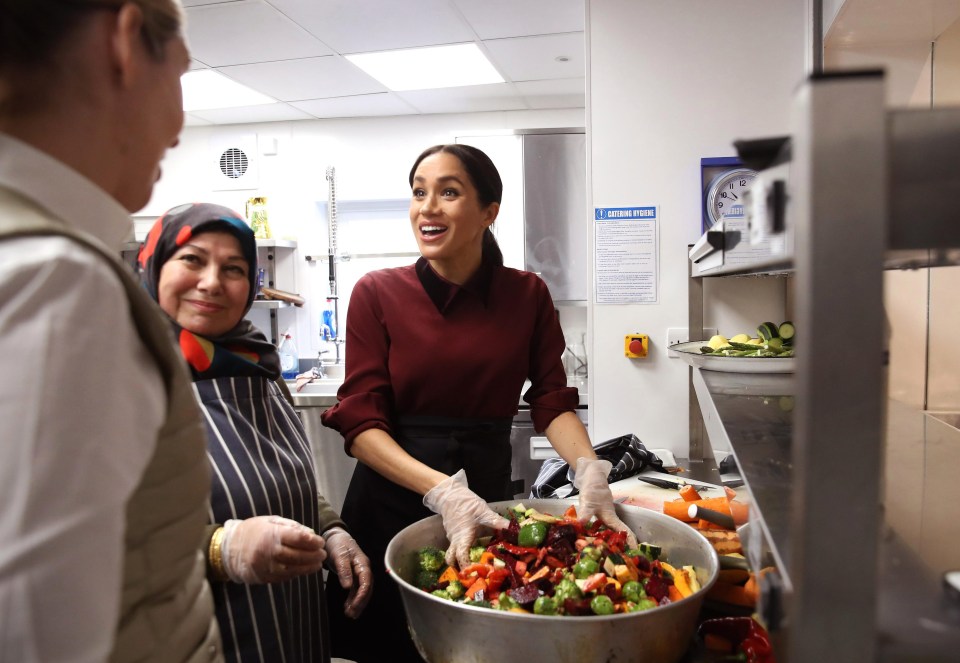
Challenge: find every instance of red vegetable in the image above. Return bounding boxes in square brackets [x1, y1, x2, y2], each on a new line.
[698, 617, 775, 663]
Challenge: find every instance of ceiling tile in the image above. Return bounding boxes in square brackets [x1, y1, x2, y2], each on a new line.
[514, 78, 585, 109]
[453, 0, 584, 39]
[184, 113, 214, 126]
[187, 102, 316, 125]
[218, 57, 386, 102]
[184, 0, 332, 67]
[484, 33, 584, 82]
[291, 93, 419, 119]
[396, 83, 527, 114]
[267, 0, 475, 53]
[828, 0, 960, 44]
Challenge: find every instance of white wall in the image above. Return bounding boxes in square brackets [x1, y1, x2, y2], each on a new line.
[585, 0, 807, 451]
[142, 108, 583, 359]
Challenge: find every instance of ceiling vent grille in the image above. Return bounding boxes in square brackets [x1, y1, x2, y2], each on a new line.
[209, 133, 259, 191]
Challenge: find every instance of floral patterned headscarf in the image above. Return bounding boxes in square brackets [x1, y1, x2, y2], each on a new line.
[139, 202, 281, 381]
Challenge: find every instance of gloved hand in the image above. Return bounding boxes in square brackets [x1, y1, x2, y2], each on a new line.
[574, 457, 638, 548]
[220, 515, 326, 584]
[423, 469, 510, 568]
[323, 526, 373, 619]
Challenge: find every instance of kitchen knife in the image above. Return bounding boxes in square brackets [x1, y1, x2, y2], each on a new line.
[636, 470, 724, 492]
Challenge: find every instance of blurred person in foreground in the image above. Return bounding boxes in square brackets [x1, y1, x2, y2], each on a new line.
[321, 144, 634, 662]
[140, 202, 372, 662]
[0, 1, 221, 661]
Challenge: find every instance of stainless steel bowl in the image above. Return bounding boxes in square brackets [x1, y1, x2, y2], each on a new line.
[385, 498, 719, 663]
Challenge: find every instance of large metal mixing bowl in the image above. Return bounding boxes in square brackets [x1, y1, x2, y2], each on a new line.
[385, 498, 719, 663]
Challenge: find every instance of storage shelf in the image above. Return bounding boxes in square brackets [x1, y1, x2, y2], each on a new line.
[251, 299, 292, 309]
[256, 238, 297, 249]
[690, 369, 960, 660]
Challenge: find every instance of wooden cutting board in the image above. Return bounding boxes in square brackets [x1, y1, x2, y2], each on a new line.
[260, 287, 305, 306]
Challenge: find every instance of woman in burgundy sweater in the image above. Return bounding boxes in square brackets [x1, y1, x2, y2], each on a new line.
[321, 144, 632, 662]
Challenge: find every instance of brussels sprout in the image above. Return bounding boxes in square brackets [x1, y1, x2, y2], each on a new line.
[553, 578, 583, 603]
[621, 580, 645, 603]
[590, 595, 615, 616]
[533, 595, 558, 615]
[518, 522, 549, 548]
[574, 557, 599, 579]
[497, 592, 520, 611]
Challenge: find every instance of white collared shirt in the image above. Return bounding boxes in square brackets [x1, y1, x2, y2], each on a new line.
[0, 133, 165, 662]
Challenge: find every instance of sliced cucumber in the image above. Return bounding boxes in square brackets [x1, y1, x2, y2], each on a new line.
[779, 321, 796, 341]
[757, 322, 779, 341]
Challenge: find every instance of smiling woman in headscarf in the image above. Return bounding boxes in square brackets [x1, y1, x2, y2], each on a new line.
[140, 202, 372, 663]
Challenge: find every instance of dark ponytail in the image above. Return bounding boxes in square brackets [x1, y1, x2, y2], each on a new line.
[409, 143, 504, 266]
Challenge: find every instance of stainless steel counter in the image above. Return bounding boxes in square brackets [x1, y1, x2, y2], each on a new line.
[691, 367, 960, 660]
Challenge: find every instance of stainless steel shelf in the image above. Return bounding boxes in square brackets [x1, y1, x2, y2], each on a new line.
[691, 371, 960, 660]
[251, 300, 292, 309]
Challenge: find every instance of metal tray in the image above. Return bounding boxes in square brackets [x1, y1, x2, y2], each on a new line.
[670, 341, 795, 374]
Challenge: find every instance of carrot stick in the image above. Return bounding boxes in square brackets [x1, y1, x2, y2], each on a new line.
[705, 582, 755, 607]
[662, 497, 731, 522]
[679, 484, 702, 502]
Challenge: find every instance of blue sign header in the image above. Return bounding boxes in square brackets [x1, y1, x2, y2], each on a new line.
[595, 206, 656, 220]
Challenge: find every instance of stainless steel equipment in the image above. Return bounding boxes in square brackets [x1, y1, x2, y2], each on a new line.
[509, 406, 588, 498]
[293, 392, 356, 515]
[385, 498, 719, 663]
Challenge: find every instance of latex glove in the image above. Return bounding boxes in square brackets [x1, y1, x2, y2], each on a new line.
[323, 526, 373, 619]
[221, 515, 326, 584]
[423, 469, 510, 568]
[574, 458, 638, 548]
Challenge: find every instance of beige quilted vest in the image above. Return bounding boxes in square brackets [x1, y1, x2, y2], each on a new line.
[0, 187, 222, 663]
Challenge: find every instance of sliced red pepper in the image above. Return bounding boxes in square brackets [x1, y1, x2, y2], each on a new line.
[497, 542, 540, 556]
[458, 563, 491, 582]
[485, 567, 510, 595]
[544, 555, 567, 569]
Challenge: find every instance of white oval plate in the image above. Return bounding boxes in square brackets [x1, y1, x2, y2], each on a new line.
[670, 341, 795, 374]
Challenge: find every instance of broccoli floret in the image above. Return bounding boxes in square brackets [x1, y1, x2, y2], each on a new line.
[418, 546, 445, 572]
[430, 589, 452, 600]
[445, 580, 465, 600]
[464, 599, 493, 609]
[415, 569, 440, 590]
[468, 546, 486, 563]
[497, 592, 520, 611]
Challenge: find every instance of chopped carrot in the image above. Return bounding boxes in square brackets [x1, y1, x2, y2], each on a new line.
[729, 500, 750, 527]
[668, 585, 684, 602]
[705, 582, 755, 607]
[744, 574, 759, 603]
[564, 505, 578, 519]
[663, 497, 731, 522]
[717, 569, 751, 585]
[679, 484, 702, 502]
[703, 633, 734, 653]
[438, 566, 459, 585]
[464, 577, 488, 599]
[478, 551, 496, 566]
[724, 486, 738, 501]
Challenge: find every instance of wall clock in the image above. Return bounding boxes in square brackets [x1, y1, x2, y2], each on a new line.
[700, 157, 758, 233]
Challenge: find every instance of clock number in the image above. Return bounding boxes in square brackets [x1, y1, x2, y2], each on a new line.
[740, 179, 747, 186]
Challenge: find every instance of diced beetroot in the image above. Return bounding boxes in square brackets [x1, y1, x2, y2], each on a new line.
[545, 523, 577, 548]
[644, 574, 670, 602]
[562, 597, 593, 616]
[508, 583, 541, 607]
[634, 555, 651, 573]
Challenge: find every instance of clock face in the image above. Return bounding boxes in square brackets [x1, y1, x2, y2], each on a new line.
[706, 168, 757, 226]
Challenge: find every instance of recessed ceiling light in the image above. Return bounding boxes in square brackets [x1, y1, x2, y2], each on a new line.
[346, 43, 504, 92]
[181, 70, 276, 112]
[555, 56, 570, 62]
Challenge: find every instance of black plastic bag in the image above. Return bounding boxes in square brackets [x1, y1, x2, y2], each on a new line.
[529, 434, 664, 499]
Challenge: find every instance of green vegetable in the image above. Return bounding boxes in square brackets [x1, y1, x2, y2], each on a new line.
[590, 595, 615, 615]
[518, 521, 549, 548]
[553, 578, 583, 603]
[757, 322, 779, 341]
[778, 321, 795, 341]
[628, 597, 658, 611]
[497, 592, 520, 610]
[464, 599, 493, 609]
[446, 580, 465, 600]
[574, 557, 599, 579]
[621, 580, 645, 603]
[431, 589, 452, 600]
[415, 569, 440, 590]
[635, 542, 662, 560]
[468, 546, 486, 563]
[418, 546, 445, 572]
[581, 545, 602, 561]
[533, 596, 558, 615]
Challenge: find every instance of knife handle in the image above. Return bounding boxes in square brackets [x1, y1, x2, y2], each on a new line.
[688, 504, 735, 530]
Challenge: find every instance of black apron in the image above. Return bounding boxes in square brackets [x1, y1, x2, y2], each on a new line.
[325, 416, 513, 663]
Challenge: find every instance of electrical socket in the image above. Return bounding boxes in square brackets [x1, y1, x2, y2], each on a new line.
[666, 327, 718, 356]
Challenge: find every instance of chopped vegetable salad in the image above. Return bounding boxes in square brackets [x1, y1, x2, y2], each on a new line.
[413, 503, 702, 616]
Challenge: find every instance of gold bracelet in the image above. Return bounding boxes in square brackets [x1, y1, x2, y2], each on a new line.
[208, 526, 229, 582]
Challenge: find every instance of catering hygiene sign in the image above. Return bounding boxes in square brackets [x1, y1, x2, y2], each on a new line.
[594, 206, 659, 304]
